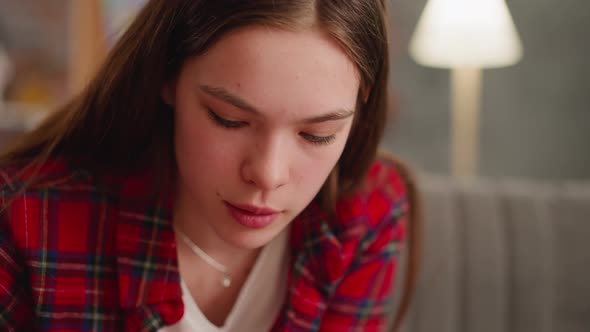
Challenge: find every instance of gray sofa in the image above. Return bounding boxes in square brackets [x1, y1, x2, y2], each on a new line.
[391, 174, 590, 332]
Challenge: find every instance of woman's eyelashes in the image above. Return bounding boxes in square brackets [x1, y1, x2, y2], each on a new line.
[299, 132, 336, 146]
[207, 108, 247, 128]
[207, 108, 336, 146]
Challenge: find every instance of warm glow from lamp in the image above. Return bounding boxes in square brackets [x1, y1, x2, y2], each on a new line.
[408, 0, 523, 177]
[410, 0, 523, 68]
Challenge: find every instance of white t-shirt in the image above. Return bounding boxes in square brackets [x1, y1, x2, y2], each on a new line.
[160, 228, 289, 332]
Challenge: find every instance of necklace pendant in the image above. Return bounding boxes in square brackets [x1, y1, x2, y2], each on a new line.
[222, 274, 232, 288]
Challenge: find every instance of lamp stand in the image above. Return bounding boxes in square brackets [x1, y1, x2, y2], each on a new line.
[451, 67, 482, 177]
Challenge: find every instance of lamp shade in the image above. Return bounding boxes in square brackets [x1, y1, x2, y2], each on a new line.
[409, 0, 523, 68]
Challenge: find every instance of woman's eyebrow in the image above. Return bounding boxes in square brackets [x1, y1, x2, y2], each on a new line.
[301, 109, 354, 124]
[200, 84, 260, 114]
[199, 84, 355, 123]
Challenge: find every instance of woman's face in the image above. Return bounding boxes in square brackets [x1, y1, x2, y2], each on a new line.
[166, 26, 360, 250]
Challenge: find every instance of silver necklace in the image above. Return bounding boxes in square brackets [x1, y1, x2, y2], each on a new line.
[176, 229, 232, 288]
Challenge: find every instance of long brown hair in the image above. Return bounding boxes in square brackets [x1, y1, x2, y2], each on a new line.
[0, 0, 417, 328]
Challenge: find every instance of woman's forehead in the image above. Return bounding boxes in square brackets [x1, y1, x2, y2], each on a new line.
[182, 26, 360, 118]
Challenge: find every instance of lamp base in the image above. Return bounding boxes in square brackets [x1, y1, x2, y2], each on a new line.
[451, 67, 482, 178]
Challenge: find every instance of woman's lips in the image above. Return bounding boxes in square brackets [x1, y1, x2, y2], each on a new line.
[224, 202, 280, 229]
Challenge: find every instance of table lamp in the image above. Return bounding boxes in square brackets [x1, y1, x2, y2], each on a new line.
[409, 0, 523, 177]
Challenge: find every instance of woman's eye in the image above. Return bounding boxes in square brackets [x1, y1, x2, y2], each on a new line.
[207, 109, 247, 128]
[299, 132, 336, 146]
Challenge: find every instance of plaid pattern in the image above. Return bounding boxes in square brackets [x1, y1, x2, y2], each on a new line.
[0, 157, 408, 331]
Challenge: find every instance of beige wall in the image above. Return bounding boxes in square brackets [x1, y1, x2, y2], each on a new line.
[67, 0, 107, 96]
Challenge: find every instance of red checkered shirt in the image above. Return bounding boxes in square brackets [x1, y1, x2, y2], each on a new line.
[0, 157, 408, 331]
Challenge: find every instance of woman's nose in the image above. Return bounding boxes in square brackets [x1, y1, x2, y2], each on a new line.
[241, 138, 290, 191]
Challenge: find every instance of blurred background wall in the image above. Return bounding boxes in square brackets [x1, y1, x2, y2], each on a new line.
[384, 0, 590, 180]
[0, 0, 588, 180]
[0, 0, 68, 106]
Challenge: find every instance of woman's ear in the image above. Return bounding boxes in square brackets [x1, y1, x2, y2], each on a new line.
[161, 82, 176, 107]
[363, 85, 372, 103]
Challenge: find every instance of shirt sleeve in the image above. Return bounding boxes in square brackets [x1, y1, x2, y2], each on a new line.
[0, 208, 34, 331]
[318, 169, 409, 331]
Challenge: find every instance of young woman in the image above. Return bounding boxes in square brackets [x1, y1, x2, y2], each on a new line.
[0, 1, 419, 331]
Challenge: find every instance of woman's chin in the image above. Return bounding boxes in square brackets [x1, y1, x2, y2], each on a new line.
[215, 219, 290, 251]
